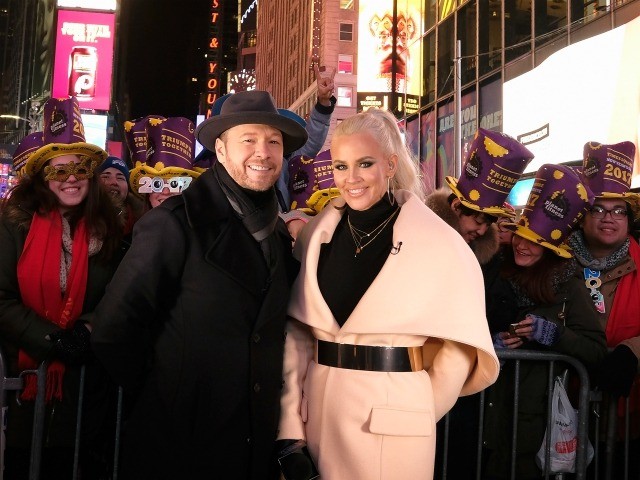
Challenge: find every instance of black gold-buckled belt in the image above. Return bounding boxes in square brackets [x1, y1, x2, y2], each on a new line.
[315, 340, 423, 372]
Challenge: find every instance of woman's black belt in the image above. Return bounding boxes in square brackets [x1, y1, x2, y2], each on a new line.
[315, 340, 423, 372]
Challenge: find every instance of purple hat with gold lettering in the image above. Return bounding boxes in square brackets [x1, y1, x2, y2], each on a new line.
[124, 115, 166, 164]
[580, 141, 640, 215]
[288, 149, 340, 215]
[445, 128, 534, 217]
[13, 132, 44, 176]
[129, 117, 201, 194]
[506, 164, 594, 258]
[25, 96, 108, 176]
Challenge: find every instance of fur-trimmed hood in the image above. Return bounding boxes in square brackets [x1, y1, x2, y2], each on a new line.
[425, 187, 500, 265]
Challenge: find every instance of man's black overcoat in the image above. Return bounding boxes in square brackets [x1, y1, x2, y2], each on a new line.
[91, 169, 299, 479]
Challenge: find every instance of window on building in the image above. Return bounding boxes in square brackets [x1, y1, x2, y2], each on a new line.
[425, 0, 437, 29]
[337, 86, 353, 107]
[458, 1, 477, 85]
[505, 0, 532, 62]
[422, 31, 436, 104]
[478, 0, 502, 75]
[338, 54, 353, 74]
[340, 0, 354, 9]
[339, 23, 353, 41]
[437, 17, 454, 96]
[439, 0, 457, 20]
[535, 0, 567, 47]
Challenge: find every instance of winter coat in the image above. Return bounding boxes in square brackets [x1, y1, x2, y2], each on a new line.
[483, 274, 607, 479]
[425, 187, 500, 265]
[572, 251, 640, 359]
[0, 210, 122, 452]
[278, 190, 499, 480]
[91, 169, 299, 480]
[278, 101, 334, 209]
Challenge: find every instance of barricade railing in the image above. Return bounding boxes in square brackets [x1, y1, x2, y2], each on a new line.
[0, 350, 46, 480]
[436, 349, 593, 480]
[0, 347, 636, 479]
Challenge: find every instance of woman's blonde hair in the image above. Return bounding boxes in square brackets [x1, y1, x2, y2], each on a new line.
[331, 108, 425, 200]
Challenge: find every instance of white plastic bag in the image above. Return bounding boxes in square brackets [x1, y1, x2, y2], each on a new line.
[535, 377, 594, 473]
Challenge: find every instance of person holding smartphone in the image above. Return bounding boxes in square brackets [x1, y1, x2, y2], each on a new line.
[485, 164, 607, 480]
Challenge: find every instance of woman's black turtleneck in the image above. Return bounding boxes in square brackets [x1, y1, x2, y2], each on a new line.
[317, 196, 400, 326]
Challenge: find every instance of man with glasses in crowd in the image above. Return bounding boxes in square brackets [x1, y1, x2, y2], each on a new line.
[566, 140, 640, 479]
[568, 141, 640, 399]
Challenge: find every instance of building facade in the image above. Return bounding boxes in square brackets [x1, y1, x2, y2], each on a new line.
[256, 0, 640, 192]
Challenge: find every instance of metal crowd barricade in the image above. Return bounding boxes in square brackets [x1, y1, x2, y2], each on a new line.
[0, 349, 46, 480]
[1, 346, 637, 479]
[436, 349, 593, 480]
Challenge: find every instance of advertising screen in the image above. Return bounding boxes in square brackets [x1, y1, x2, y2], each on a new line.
[56, 0, 116, 10]
[503, 15, 640, 185]
[356, 0, 422, 113]
[52, 10, 115, 111]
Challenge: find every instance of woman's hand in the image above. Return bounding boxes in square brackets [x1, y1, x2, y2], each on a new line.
[493, 331, 524, 349]
[510, 317, 535, 340]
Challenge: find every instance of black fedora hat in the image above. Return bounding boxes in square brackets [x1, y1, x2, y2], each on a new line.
[195, 90, 308, 155]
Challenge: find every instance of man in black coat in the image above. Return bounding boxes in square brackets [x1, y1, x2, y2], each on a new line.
[91, 91, 307, 479]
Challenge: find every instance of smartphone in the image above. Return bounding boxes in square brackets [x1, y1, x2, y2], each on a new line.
[508, 323, 521, 337]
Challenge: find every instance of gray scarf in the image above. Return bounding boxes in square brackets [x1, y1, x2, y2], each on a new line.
[566, 230, 629, 270]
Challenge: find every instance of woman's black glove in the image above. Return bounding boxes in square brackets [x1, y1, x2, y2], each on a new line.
[47, 322, 92, 365]
[276, 439, 319, 480]
[596, 345, 638, 398]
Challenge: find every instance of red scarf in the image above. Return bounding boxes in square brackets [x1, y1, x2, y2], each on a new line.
[607, 237, 640, 346]
[606, 236, 640, 438]
[16, 210, 89, 402]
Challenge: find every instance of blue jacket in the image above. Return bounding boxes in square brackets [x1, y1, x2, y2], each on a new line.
[277, 99, 335, 211]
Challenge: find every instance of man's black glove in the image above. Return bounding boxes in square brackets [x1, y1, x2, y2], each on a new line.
[597, 345, 638, 398]
[275, 439, 319, 480]
[47, 322, 92, 365]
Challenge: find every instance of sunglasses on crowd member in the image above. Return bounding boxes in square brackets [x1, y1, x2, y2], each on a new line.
[138, 176, 193, 194]
[588, 205, 628, 220]
[43, 158, 97, 182]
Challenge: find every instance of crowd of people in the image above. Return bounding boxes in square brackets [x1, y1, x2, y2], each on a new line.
[0, 77, 639, 480]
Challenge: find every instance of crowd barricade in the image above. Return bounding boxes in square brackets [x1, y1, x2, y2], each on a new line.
[436, 349, 593, 480]
[0, 350, 46, 480]
[0, 347, 637, 479]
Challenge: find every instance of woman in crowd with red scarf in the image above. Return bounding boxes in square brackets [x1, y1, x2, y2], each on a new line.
[0, 97, 123, 479]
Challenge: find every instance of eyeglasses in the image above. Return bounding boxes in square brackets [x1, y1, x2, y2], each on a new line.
[589, 205, 628, 220]
[138, 176, 193, 194]
[43, 159, 96, 182]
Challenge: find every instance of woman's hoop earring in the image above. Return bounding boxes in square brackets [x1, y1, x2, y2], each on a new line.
[387, 177, 396, 206]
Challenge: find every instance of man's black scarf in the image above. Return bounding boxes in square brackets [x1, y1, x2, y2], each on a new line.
[212, 161, 280, 269]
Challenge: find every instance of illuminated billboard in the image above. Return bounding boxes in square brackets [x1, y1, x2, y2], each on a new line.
[52, 10, 115, 111]
[503, 15, 640, 185]
[56, 0, 116, 10]
[356, 0, 422, 114]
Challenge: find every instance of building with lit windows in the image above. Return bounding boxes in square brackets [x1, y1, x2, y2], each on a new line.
[256, 0, 640, 192]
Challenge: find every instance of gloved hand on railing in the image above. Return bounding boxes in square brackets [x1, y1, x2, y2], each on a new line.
[596, 345, 638, 398]
[526, 314, 559, 346]
[275, 439, 319, 480]
[47, 321, 92, 365]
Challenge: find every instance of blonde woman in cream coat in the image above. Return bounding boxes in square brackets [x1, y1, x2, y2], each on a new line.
[277, 109, 499, 480]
